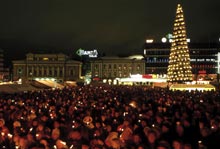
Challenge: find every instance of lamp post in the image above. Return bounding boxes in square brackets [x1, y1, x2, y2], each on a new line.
[29, 72, 33, 82]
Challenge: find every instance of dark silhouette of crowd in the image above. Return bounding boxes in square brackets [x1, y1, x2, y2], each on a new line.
[0, 85, 220, 149]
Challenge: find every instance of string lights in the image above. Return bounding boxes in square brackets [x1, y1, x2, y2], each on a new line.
[167, 4, 193, 83]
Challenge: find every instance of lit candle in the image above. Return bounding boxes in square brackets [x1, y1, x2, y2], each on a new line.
[7, 133, 13, 139]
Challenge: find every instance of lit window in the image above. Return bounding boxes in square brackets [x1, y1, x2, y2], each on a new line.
[43, 57, 49, 61]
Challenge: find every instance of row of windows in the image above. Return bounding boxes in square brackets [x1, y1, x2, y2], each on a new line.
[146, 58, 217, 63]
[28, 57, 66, 61]
[144, 49, 217, 55]
[146, 58, 169, 62]
[16, 67, 76, 77]
[95, 70, 131, 74]
[191, 65, 216, 68]
[190, 50, 217, 55]
[28, 70, 76, 77]
[144, 50, 170, 55]
[28, 69, 63, 77]
[28, 66, 64, 70]
[94, 64, 141, 70]
[94, 71, 142, 78]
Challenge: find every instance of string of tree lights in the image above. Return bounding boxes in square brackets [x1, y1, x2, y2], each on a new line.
[167, 4, 193, 83]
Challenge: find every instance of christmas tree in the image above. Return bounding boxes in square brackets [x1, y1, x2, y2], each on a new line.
[167, 4, 193, 83]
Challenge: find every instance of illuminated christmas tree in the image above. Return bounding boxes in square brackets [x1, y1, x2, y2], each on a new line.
[167, 4, 193, 83]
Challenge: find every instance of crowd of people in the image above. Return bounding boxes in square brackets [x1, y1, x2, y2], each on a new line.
[0, 84, 220, 149]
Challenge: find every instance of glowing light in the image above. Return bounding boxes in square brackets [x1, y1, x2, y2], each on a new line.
[146, 39, 154, 43]
[161, 37, 167, 43]
[43, 57, 49, 60]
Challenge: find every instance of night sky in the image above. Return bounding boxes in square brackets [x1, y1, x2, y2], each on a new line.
[0, 0, 220, 65]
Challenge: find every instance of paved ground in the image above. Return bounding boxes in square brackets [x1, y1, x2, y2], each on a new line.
[0, 83, 40, 94]
[0, 80, 63, 94]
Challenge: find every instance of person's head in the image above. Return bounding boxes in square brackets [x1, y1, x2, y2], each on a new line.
[200, 127, 210, 137]
[13, 134, 20, 146]
[40, 139, 49, 148]
[137, 145, 145, 149]
[56, 139, 68, 149]
[172, 139, 183, 149]
[175, 122, 184, 136]
[51, 128, 60, 140]
[183, 143, 192, 149]
[133, 134, 142, 144]
[36, 132, 43, 140]
[68, 130, 82, 140]
[156, 114, 163, 124]
[147, 130, 157, 144]
[157, 146, 169, 149]
[53, 120, 60, 128]
[19, 137, 28, 149]
[0, 118, 5, 128]
[156, 140, 171, 149]
[105, 125, 112, 132]
[105, 132, 120, 149]
[123, 119, 130, 127]
[182, 119, 190, 127]
[82, 144, 89, 149]
[115, 111, 120, 117]
[41, 115, 48, 122]
[37, 123, 44, 132]
[32, 119, 38, 127]
[27, 133, 35, 142]
[161, 123, 170, 133]
[141, 120, 147, 127]
[29, 145, 45, 149]
[95, 121, 101, 128]
[94, 129, 101, 138]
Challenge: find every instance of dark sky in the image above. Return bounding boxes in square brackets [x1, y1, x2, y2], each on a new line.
[0, 0, 220, 64]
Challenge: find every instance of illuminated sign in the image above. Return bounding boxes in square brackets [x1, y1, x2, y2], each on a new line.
[198, 70, 206, 74]
[76, 48, 98, 58]
[166, 33, 173, 39]
[190, 58, 216, 62]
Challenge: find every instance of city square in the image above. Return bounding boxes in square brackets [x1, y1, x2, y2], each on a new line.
[0, 2, 220, 149]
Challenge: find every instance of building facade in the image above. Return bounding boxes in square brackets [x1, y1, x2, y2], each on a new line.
[90, 55, 145, 81]
[144, 42, 220, 81]
[12, 53, 82, 83]
[0, 49, 4, 81]
[0, 49, 9, 82]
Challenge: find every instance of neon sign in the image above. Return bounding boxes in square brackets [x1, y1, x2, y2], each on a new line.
[76, 48, 98, 58]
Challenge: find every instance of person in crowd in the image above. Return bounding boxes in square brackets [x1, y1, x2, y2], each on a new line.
[0, 85, 219, 149]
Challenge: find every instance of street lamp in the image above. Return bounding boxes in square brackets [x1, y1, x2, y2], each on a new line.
[29, 72, 33, 82]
